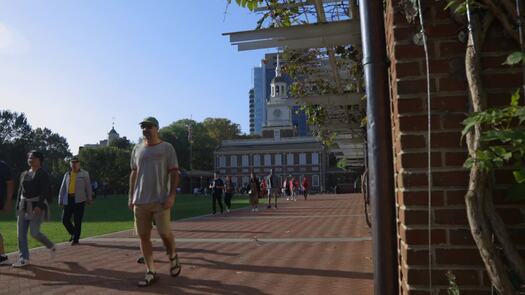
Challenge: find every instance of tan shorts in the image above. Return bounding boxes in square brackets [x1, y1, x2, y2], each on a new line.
[134, 203, 172, 237]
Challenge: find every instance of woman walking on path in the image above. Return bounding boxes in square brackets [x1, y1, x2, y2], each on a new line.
[248, 172, 260, 212]
[13, 151, 56, 268]
[302, 176, 309, 200]
[224, 175, 234, 213]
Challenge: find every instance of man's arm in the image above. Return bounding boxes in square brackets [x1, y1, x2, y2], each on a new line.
[3, 180, 14, 213]
[164, 168, 179, 209]
[128, 169, 137, 210]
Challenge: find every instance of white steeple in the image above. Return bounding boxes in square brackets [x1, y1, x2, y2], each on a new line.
[270, 53, 287, 99]
[275, 54, 281, 77]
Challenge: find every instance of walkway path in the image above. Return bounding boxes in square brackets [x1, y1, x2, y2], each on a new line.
[0, 194, 373, 294]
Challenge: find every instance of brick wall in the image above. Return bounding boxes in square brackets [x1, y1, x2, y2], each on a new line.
[385, 1, 525, 294]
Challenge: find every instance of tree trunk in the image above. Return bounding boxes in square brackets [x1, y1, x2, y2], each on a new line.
[464, 13, 520, 294]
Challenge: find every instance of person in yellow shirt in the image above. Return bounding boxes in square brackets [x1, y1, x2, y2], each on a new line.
[58, 156, 92, 245]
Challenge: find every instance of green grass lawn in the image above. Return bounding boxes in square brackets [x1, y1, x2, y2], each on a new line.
[0, 193, 249, 254]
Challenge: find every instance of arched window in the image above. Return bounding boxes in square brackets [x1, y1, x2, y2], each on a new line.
[271, 85, 275, 97]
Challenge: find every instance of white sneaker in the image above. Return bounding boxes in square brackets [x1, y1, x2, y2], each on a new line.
[286, 198, 289, 201]
[226, 208, 230, 213]
[251, 208, 255, 212]
[255, 207, 259, 212]
[12, 258, 30, 268]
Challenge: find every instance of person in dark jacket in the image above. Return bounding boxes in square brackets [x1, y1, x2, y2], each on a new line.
[247, 172, 260, 212]
[13, 151, 55, 267]
[224, 175, 235, 213]
[210, 172, 224, 215]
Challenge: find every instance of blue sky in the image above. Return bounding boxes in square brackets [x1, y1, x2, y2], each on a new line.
[0, 0, 271, 153]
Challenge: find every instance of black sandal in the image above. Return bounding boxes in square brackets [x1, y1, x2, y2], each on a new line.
[138, 271, 157, 287]
[170, 254, 181, 277]
[137, 256, 145, 264]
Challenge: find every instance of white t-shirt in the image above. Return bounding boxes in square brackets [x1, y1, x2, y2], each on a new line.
[130, 141, 178, 204]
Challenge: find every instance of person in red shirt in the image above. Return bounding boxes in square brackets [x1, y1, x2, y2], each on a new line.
[302, 176, 309, 200]
[260, 179, 267, 200]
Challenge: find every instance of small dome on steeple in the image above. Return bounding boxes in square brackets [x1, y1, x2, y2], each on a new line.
[109, 127, 118, 135]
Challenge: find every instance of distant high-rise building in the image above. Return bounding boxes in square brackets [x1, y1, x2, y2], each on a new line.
[251, 53, 310, 136]
[252, 66, 264, 135]
[249, 88, 255, 134]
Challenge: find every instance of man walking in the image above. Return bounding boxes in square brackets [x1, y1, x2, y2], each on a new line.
[266, 169, 279, 209]
[58, 156, 93, 245]
[0, 160, 13, 264]
[129, 116, 181, 287]
[210, 172, 224, 215]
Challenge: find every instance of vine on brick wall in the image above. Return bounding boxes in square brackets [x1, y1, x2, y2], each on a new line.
[401, 0, 525, 292]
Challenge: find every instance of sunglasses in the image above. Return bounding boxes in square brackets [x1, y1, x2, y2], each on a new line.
[141, 124, 154, 129]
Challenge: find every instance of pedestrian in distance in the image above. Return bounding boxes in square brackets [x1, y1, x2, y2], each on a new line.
[210, 172, 224, 215]
[224, 175, 234, 213]
[290, 176, 298, 202]
[266, 169, 279, 209]
[13, 151, 56, 268]
[247, 172, 260, 212]
[302, 176, 309, 200]
[260, 177, 267, 199]
[58, 156, 93, 245]
[283, 176, 291, 200]
[129, 117, 181, 287]
[0, 160, 14, 264]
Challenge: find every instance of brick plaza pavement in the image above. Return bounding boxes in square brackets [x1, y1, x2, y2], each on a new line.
[0, 194, 373, 294]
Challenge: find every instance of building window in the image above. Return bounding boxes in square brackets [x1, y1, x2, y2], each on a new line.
[312, 152, 319, 165]
[287, 153, 294, 165]
[242, 176, 250, 187]
[219, 156, 226, 168]
[275, 154, 282, 166]
[312, 174, 320, 187]
[253, 154, 260, 167]
[230, 155, 237, 167]
[264, 154, 271, 166]
[242, 155, 249, 167]
[299, 153, 306, 165]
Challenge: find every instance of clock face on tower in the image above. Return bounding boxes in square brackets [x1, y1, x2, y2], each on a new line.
[273, 108, 282, 118]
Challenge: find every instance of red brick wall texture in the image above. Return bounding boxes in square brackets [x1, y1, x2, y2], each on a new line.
[385, 0, 525, 294]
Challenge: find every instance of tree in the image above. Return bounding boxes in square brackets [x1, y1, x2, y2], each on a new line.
[0, 110, 72, 197]
[108, 137, 132, 150]
[30, 127, 72, 194]
[160, 118, 244, 171]
[78, 146, 131, 195]
[0, 111, 33, 178]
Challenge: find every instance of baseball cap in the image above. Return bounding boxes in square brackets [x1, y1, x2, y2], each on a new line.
[139, 117, 159, 128]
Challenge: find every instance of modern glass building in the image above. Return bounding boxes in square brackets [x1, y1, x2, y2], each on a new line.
[252, 67, 265, 135]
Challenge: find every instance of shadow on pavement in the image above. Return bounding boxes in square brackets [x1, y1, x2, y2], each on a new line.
[184, 257, 373, 280]
[1, 262, 269, 295]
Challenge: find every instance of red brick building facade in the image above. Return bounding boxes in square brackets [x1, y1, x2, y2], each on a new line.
[386, 1, 525, 294]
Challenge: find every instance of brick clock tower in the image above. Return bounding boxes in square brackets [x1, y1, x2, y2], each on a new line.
[262, 54, 295, 139]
